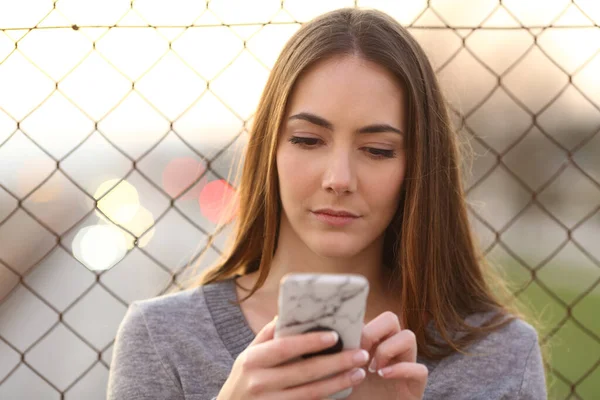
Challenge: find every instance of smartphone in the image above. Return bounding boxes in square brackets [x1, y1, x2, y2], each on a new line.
[274, 273, 370, 399]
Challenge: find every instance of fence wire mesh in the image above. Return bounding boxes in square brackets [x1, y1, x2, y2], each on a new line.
[0, 0, 599, 399]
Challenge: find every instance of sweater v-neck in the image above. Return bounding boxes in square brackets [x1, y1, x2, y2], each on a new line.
[203, 277, 256, 361]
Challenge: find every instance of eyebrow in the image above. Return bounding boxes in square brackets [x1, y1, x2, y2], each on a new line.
[288, 112, 404, 136]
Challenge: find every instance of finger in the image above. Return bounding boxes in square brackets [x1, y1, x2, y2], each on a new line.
[368, 329, 417, 373]
[361, 311, 401, 353]
[257, 347, 370, 391]
[377, 362, 428, 392]
[249, 315, 278, 346]
[246, 329, 341, 368]
[277, 367, 366, 400]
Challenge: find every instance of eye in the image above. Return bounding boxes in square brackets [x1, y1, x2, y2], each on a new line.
[289, 136, 321, 147]
[364, 148, 396, 159]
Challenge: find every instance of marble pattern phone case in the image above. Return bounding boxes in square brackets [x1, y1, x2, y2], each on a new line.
[274, 273, 370, 399]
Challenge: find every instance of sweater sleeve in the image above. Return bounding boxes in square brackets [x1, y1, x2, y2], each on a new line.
[107, 302, 185, 400]
[518, 336, 547, 400]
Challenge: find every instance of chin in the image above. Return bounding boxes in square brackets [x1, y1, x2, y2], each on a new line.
[306, 236, 366, 259]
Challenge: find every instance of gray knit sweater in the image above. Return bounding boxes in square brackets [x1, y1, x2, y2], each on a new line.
[106, 278, 547, 399]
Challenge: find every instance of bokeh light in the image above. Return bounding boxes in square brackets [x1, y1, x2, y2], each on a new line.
[198, 179, 238, 224]
[72, 224, 127, 271]
[94, 179, 140, 225]
[121, 206, 156, 249]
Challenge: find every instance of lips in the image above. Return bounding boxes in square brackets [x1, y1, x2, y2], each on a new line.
[311, 209, 359, 227]
[312, 209, 359, 218]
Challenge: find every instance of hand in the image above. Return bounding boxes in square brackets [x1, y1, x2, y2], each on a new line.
[217, 316, 370, 400]
[360, 311, 428, 399]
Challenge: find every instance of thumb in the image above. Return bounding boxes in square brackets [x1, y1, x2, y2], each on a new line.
[250, 315, 278, 346]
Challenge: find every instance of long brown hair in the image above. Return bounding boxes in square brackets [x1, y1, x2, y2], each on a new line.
[189, 7, 525, 360]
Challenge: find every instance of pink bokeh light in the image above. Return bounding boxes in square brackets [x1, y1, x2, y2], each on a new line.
[198, 179, 238, 224]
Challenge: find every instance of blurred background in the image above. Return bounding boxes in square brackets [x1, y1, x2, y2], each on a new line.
[0, 0, 598, 399]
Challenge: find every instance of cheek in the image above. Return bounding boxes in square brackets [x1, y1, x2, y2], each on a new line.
[364, 163, 405, 212]
[276, 149, 319, 206]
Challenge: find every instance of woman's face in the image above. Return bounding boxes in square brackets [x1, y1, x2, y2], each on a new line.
[276, 55, 407, 259]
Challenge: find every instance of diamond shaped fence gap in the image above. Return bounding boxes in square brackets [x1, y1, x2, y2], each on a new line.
[538, 85, 600, 152]
[284, 0, 356, 22]
[0, 52, 55, 121]
[538, 164, 600, 228]
[23, 247, 96, 313]
[430, 0, 498, 27]
[357, 0, 427, 26]
[465, 29, 534, 76]
[25, 323, 97, 391]
[0, 364, 59, 400]
[502, 0, 571, 27]
[0, 130, 57, 197]
[56, 0, 130, 27]
[98, 91, 171, 160]
[537, 28, 600, 75]
[438, 48, 499, 114]
[409, 28, 463, 71]
[1, 2, 599, 399]
[21, 91, 96, 160]
[502, 126, 569, 191]
[16, 27, 92, 82]
[245, 23, 303, 70]
[21, 171, 95, 236]
[465, 87, 533, 154]
[63, 362, 108, 400]
[94, 27, 169, 82]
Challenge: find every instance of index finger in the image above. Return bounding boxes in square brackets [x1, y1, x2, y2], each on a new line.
[246, 330, 340, 369]
[360, 311, 402, 352]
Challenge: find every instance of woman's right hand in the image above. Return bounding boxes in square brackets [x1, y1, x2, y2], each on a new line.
[216, 316, 369, 400]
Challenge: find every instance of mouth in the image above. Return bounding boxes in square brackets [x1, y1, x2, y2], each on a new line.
[311, 209, 360, 226]
[312, 209, 360, 218]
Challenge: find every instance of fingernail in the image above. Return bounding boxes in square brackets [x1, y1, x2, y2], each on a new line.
[378, 367, 392, 377]
[322, 331, 339, 344]
[351, 368, 366, 382]
[368, 358, 377, 373]
[353, 350, 369, 363]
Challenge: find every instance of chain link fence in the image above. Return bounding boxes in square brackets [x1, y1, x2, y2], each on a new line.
[0, 1, 598, 399]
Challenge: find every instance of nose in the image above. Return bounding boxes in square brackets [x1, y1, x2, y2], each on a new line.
[321, 148, 357, 195]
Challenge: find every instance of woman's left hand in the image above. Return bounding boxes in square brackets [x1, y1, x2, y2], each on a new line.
[360, 311, 428, 399]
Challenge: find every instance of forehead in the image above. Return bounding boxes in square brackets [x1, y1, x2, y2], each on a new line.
[285, 55, 407, 127]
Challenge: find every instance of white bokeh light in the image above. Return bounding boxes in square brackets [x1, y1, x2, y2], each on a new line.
[72, 224, 127, 271]
[94, 179, 140, 225]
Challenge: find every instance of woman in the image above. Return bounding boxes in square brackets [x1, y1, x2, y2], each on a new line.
[107, 7, 546, 400]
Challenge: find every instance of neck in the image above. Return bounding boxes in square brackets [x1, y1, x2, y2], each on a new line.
[238, 215, 400, 322]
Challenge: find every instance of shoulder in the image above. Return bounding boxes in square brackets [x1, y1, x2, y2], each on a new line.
[115, 283, 231, 359]
[122, 285, 220, 345]
[130, 286, 203, 323]
[115, 285, 235, 373]
[464, 311, 539, 353]
[424, 313, 544, 399]
[108, 288, 206, 399]
[109, 285, 236, 399]
[115, 287, 206, 353]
